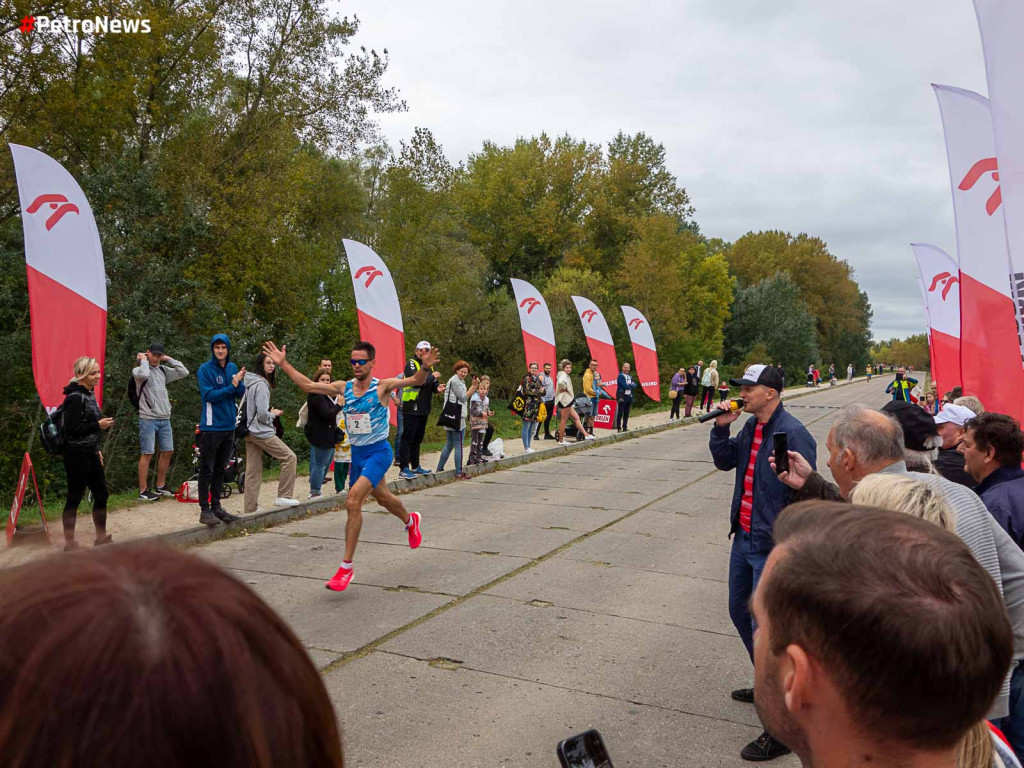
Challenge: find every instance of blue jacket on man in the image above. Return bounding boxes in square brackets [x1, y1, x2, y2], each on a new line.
[710, 402, 817, 553]
[197, 333, 245, 432]
[976, 466, 1024, 550]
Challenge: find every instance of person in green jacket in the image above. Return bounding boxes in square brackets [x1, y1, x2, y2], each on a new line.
[885, 367, 919, 402]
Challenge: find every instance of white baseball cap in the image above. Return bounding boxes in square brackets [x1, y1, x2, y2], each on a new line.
[415, 341, 432, 351]
[934, 403, 975, 427]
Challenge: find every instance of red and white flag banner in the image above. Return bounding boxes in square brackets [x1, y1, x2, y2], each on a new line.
[620, 305, 660, 401]
[343, 239, 405, 426]
[10, 144, 107, 411]
[510, 278, 556, 372]
[571, 295, 618, 397]
[974, 0, 1024, 372]
[910, 243, 962, 396]
[933, 84, 1024, 420]
[914, 275, 939, 388]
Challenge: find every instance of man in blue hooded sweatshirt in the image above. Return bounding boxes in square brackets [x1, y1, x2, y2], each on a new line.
[197, 334, 245, 526]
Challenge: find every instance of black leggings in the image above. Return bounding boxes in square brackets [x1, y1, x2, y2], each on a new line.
[701, 386, 715, 411]
[63, 450, 108, 539]
[669, 394, 682, 419]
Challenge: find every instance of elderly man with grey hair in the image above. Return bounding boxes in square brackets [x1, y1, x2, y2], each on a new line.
[956, 394, 985, 416]
[773, 403, 1024, 748]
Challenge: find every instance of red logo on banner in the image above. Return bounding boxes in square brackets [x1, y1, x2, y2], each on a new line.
[959, 158, 1002, 216]
[628, 318, 644, 329]
[928, 271, 960, 301]
[519, 297, 541, 314]
[25, 193, 80, 231]
[593, 398, 617, 429]
[354, 266, 384, 288]
[7, 453, 49, 546]
[581, 309, 597, 323]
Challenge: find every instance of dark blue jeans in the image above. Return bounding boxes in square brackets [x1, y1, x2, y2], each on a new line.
[995, 661, 1024, 762]
[728, 530, 770, 662]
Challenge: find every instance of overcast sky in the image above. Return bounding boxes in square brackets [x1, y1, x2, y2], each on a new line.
[342, 0, 987, 340]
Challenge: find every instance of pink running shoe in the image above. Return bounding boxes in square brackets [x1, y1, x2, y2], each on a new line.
[407, 511, 422, 549]
[325, 567, 354, 592]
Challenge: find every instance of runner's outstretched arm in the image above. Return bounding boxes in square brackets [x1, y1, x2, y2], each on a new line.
[262, 341, 344, 396]
[377, 347, 441, 399]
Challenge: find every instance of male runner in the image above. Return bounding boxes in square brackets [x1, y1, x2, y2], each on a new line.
[262, 339, 439, 592]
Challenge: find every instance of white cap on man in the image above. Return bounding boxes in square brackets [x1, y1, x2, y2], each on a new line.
[416, 341, 431, 351]
[934, 404, 975, 427]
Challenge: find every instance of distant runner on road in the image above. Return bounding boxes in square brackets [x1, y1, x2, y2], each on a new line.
[263, 339, 438, 592]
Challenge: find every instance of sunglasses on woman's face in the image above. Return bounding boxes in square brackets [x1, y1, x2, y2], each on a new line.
[350, 359, 370, 366]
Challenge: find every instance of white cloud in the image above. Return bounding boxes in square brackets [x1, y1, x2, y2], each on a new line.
[341, 0, 989, 339]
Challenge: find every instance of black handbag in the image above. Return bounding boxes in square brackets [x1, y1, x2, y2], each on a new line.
[507, 385, 525, 416]
[436, 386, 462, 429]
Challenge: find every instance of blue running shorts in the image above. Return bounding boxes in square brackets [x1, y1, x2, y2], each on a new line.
[349, 440, 393, 489]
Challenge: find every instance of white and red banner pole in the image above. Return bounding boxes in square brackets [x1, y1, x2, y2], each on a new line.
[510, 278, 557, 372]
[910, 243, 962, 396]
[571, 295, 618, 397]
[914, 275, 939, 389]
[974, 0, 1024, 382]
[10, 144, 107, 410]
[620, 306, 660, 401]
[343, 239, 405, 426]
[932, 85, 1024, 420]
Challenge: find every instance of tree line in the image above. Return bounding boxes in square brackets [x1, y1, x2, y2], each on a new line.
[0, 0, 876, 498]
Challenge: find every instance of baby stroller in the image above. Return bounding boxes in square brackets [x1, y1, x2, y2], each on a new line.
[189, 425, 245, 496]
[564, 396, 594, 441]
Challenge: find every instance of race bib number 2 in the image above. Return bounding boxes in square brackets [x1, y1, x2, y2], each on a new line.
[346, 413, 371, 435]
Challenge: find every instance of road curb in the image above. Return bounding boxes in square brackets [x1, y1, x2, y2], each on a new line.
[146, 375, 873, 549]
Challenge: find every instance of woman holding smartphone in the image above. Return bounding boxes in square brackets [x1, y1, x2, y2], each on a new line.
[61, 356, 115, 551]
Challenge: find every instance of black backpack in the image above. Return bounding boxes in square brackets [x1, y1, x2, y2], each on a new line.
[235, 389, 255, 439]
[39, 401, 71, 456]
[127, 375, 148, 412]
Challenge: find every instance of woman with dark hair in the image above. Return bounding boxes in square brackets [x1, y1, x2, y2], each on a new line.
[0, 544, 346, 766]
[305, 367, 343, 498]
[60, 356, 115, 551]
[436, 360, 477, 479]
[683, 365, 700, 418]
[242, 353, 299, 514]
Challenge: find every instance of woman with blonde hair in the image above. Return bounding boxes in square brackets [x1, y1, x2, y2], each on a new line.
[700, 360, 719, 413]
[851, 473, 1020, 768]
[555, 359, 594, 445]
[60, 356, 116, 551]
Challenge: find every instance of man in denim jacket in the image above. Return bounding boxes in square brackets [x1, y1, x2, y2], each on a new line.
[709, 363, 817, 762]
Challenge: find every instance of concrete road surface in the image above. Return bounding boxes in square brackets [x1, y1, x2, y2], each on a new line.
[194, 379, 890, 767]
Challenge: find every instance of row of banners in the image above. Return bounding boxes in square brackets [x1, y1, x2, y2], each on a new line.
[346, 239, 661, 425]
[9, 149, 660, 425]
[912, 1, 1024, 426]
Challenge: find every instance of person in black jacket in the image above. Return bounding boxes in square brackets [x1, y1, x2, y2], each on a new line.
[398, 341, 444, 480]
[306, 368, 343, 498]
[61, 356, 115, 552]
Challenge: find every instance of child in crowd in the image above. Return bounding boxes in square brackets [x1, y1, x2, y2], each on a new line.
[468, 376, 493, 466]
[717, 379, 730, 403]
[333, 421, 351, 494]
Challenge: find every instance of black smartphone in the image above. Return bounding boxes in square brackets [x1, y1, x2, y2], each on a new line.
[773, 432, 789, 475]
[557, 729, 614, 768]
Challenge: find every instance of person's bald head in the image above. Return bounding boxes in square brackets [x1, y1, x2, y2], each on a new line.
[825, 405, 904, 499]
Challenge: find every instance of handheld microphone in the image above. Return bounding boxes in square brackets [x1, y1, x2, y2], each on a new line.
[698, 398, 746, 423]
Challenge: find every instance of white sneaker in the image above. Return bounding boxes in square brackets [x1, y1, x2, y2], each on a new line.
[558, 440, 572, 446]
[275, 497, 301, 507]
[584, 434, 596, 440]
[524, 448, 536, 454]
[308, 492, 322, 499]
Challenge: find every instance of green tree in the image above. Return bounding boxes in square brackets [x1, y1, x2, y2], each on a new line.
[723, 273, 819, 374]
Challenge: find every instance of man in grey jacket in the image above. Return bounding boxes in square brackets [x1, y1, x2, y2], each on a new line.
[133, 342, 189, 500]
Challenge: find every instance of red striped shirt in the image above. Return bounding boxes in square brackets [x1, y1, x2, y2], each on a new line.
[739, 423, 765, 533]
